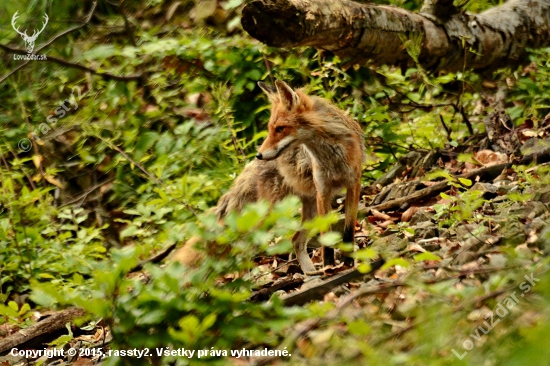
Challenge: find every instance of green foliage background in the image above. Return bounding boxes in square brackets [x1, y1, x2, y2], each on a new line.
[1, 0, 550, 365]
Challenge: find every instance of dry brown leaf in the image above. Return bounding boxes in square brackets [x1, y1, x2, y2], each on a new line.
[521, 130, 539, 138]
[474, 149, 508, 166]
[372, 226, 384, 234]
[407, 243, 426, 253]
[435, 198, 452, 205]
[401, 206, 421, 222]
[45, 174, 65, 189]
[72, 358, 94, 366]
[311, 249, 323, 264]
[324, 262, 348, 275]
[181, 108, 211, 122]
[395, 265, 409, 275]
[526, 231, 538, 244]
[32, 155, 43, 168]
[423, 260, 440, 266]
[461, 261, 480, 271]
[296, 338, 316, 358]
[143, 104, 159, 113]
[323, 292, 339, 303]
[402, 230, 414, 238]
[377, 220, 394, 229]
[463, 161, 480, 173]
[467, 306, 492, 321]
[482, 80, 498, 89]
[371, 209, 391, 221]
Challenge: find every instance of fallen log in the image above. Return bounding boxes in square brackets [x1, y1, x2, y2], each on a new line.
[242, 0, 550, 72]
[0, 307, 86, 355]
[281, 258, 385, 306]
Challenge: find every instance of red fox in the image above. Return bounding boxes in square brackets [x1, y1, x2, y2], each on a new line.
[173, 81, 365, 275]
[173, 156, 296, 267]
[256, 80, 365, 274]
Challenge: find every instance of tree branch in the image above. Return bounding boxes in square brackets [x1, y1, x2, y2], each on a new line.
[0, 44, 143, 82]
[0, 1, 142, 84]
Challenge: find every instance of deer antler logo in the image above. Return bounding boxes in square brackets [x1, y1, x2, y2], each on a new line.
[11, 11, 49, 54]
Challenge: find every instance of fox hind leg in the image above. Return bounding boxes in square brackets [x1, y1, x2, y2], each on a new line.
[342, 182, 361, 267]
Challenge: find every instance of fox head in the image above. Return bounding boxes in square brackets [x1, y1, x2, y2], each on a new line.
[256, 80, 312, 161]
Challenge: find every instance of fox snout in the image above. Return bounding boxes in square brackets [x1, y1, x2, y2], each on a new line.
[257, 136, 296, 161]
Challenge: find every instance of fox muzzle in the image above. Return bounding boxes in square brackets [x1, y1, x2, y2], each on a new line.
[257, 136, 295, 161]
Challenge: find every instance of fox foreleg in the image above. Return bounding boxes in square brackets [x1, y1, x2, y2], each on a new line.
[315, 190, 335, 267]
[292, 196, 318, 274]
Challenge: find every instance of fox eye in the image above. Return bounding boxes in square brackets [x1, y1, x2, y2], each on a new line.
[275, 126, 285, 133]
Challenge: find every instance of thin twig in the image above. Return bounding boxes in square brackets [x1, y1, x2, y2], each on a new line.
[119, 3, 137, 47]
[252, 258, 299, 280]
[0, 44, 143, 82]
[457, 104, 474, 136]
[60, 177, 116, 208]
[0, 2, 133, 84]
[12, 81, 47, 187]
[35, 1, 99, 53]
[0, 61, 29, 85]
[263, 54, 275, 85]
[0, 139, 37, 190]
[439, 114, 452, 141]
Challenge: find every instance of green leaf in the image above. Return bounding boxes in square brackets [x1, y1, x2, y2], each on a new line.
[353, 248, 378, 260]
[178, 315, 200, 331]
[138, 310, 166, 325]
[72, 273, 84, 286]
[357, 263, 372, 273]
[200, 313, 217, 332]
[135, 132, 159, 160]
[82, 45, 117, 60]
[414, 252, 441, 262]
[347, 320, 371, 336]
[303, 213, 339, 233]
[237, 210, 262, 231]
[48, 334, 72, 347]
[381, 258, 410, 270]
[18, 303, 30, 316]
[0, 305, 19, 318]
[318, 232, 342, 247]
[458, 178, 472, 186]
[120, 225, 139, 238]
[8, 301, 18, 312]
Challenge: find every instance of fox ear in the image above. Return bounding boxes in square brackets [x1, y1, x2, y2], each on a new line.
[258, 81, 277, 96]
[275, 80, 300, 111]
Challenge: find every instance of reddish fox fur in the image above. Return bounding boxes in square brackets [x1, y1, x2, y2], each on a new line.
[256, 80, 365, 274]
[173, 81, 365, 275]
